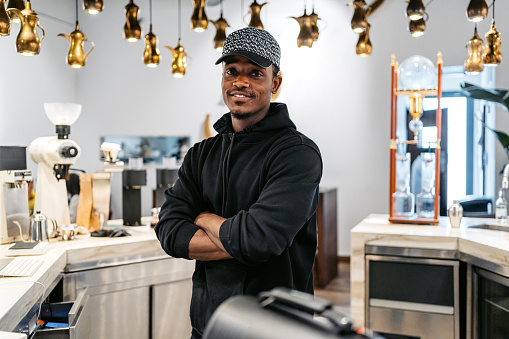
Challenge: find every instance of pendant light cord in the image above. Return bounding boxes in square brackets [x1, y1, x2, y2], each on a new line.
[492, 0, 495, 24]
[149, 0, 153, 30]
[178, 0, 181, 41]
[75, 0, 78, 26]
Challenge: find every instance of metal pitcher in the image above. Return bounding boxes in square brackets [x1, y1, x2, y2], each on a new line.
[30, 211, 49, 242]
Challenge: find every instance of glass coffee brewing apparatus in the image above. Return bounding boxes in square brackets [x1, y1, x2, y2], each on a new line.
[389, 53, 442, 224]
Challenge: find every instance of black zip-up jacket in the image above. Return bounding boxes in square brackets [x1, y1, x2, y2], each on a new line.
[155, 103, 323, 338]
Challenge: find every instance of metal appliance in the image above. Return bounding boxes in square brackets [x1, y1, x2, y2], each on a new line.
[0, 146, 32, 244]
[122, 169, 146, 226]
[153, 168, 178, 208]
[29, 103, 81, 226]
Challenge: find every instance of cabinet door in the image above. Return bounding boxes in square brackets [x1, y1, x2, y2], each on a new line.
[88, 286, 150, 339]
[152, 279, 192, 339]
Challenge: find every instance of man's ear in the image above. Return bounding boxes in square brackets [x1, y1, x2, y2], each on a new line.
[271, 73, 283, 94]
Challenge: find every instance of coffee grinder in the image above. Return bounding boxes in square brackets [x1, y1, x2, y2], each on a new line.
[123, 159, 147, 226]
[29, 103, 82, 226]
[0, 146, 32, 244]
[153, 168, 178, 208]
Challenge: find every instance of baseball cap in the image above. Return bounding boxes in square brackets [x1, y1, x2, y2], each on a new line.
[215, 27, 281, 72]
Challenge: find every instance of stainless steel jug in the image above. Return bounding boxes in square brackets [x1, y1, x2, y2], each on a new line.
[30, 211, 49, 242]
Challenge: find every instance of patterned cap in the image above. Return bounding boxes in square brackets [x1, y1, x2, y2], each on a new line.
[215, 27, 281, 71]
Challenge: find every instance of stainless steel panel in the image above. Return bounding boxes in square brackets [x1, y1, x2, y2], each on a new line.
[365, 245, 458, 259]
[369, 306, 455, 339]
[68, 287, 90, 339]
[64, 252, 171, 272]
[152, 279, 192, 339]
[369, 298, 454, 315]
[461, 252, 509, 278]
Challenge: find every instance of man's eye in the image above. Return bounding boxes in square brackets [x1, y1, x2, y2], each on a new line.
[250, 71, 263, 77]
[225, 68, 237, 76]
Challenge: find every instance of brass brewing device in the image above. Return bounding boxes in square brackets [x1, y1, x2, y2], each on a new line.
[124, 0, 141, 42]
[165, 40, 188, 78]
[191, 0, 208, 32]
[7, 1, 45, 56]
[248, 0, 267, 30]
[211, 13, 229, 51]
[58, 25, 95, 68]
[143, 27, 160, 67]
[291, 9, 314, 48]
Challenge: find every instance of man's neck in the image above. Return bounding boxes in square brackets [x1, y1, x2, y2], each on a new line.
[231, 107, 270, 132]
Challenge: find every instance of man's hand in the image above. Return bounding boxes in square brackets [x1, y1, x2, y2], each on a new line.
[194, 211, 227, 252]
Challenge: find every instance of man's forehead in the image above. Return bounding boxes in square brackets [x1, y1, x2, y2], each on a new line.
[223, 55, 268, 69]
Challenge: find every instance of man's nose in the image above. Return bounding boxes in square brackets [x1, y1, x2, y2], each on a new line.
[233, 74, 249, 88]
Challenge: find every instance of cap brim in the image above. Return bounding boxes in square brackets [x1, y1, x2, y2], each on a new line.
[215, 50, 272, 69]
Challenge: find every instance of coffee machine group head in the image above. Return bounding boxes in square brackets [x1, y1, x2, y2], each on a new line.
[0, 146, 32, 244]
[29, 103, 82, 226]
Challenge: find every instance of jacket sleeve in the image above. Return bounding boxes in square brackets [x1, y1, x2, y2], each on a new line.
[218, 143, 322, 266]
[154, 147, 202, 259]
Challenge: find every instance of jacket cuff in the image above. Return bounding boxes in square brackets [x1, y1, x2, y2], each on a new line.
[176, 224, 201, 259]
[219, 219, 233, 257]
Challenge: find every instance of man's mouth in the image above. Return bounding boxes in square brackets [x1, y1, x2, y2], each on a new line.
[229, 91, 253, 99]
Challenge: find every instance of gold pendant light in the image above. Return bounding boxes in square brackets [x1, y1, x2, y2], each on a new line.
[466, 0, 488, 22]
[409, 17, 426, 37]
[191, 0, 208, 32]
[248, 0, 267, 30]
[291, 8, 314, 49]
[465, 25, 484, 74]
[124, 0, 141, 42]
[0, 0, 11, 37]
[406, 0, 425, 21]
[143, 0, 160, 67]
[349, 0, 367, 33]
[166, 0, 188, 78]
[356, 23, 372, 57]
[6, 0, 23, 23]
[58, 0, 94, 68]
[7, 1, 45, 56]
[482, 0, 502, 67]
[83, 0, 103, 15]
[210, 0, 228, 52]
[309, 5, 320, 42]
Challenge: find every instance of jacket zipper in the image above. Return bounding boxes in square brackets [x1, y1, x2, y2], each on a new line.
[222, 132, 235, 216]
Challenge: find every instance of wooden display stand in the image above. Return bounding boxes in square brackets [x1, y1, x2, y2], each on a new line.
[389, 53, 443, 225]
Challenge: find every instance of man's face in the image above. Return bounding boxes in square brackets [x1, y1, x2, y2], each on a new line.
[221, 56, 281, 121]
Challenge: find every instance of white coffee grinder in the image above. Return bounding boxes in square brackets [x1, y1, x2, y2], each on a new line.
[29, 103, 82, 226]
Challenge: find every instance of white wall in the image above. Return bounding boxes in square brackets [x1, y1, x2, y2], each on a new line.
[1, 0, 508, 255]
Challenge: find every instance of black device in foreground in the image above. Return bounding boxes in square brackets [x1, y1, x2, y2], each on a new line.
[122, 169, 147, 226]
[203, 287, 384, 339]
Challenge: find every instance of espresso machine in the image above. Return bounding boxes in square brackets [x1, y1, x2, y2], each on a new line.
[29, 103, 81, 226]
[123, 168, 147, 226]
[0, 146, 32, 244]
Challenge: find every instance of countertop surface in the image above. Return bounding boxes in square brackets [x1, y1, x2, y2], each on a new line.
[0, 221, 172, 333]
[350, 213, 509, 327]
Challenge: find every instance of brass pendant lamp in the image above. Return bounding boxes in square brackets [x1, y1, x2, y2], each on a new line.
[83, 0, 103, 15]
[166, 0, 188, 78]
[191, 0, 208, 32]
[248, 0, 267, 30]
[464, 24, 484, 74]
[349, 0, 367, 33]
[291, 6, 314, 49]
[356, 23, 372, 57]
[210, 0, 229, 52]
[124, 0, 141, 42]
[309, 4, 320, 42]
[406, 0, 425, 21]
[58, 0, 95, 68]
[0, 0, 11, 37]
[482, 0, 502, 67]
[7, 0, 45, 56]
[466, 0, 488, 22]
[143, 0, 160, 67]
[409, 17, 426, 37]
[6, 0, 23, 23]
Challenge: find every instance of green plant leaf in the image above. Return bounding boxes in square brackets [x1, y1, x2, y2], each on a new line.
[461, 82, 509, 111]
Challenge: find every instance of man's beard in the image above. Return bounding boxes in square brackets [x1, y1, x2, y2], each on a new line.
[231, 111, 257, 120]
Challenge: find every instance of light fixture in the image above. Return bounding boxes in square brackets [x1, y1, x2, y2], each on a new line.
[83, 0, 103, 15]
[356, 23, 372, 57]
[58, 0, 95, 68]
[7, 1, 45, 56]
[291, 7, 314, 48]
[482, 0, 502, 67]
[166, 0, 188, 78]
[464, 24, 484, 74]
[406, 0, 425, 20]
[309, 4, 320, 42]
[409, 17, 426, 37]
[466, 0, 488, 22]
[191, 0, 208, 32]
[6, 0, 23, 23]
[210, 0, 228, 52]
[248, 0, 267, 30]
[143, 0, 160, 67]
[0, 0, 11, 37]
[124, 0, 141, 42]
[349, 0, 368, 33]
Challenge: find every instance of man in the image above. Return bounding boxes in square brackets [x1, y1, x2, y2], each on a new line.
[155, 27, 322, 339]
